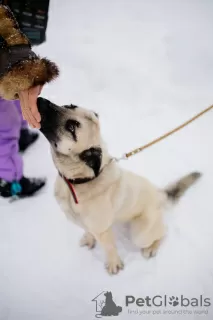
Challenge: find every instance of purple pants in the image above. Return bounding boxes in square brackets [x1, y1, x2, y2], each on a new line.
[0, 98, 27, 182]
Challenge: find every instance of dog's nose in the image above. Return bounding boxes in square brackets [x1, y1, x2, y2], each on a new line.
[37, 97, 51, 115]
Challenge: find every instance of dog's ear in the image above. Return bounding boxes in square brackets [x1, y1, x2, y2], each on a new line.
[84, 110, 99, 125]
[79, 147, 102, 176]
[64, 104, 78, 109]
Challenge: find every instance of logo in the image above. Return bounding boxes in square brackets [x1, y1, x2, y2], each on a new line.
[92, 291, 122, 318]
[92, 292, 211, 317]
[125, 295, 211, 308]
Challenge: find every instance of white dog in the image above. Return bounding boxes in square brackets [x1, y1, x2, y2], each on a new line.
[37, 97, 201, 274]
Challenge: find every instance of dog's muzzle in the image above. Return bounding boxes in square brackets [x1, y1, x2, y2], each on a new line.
[37, 97, 52, 115]
[37, 97, 60, 143]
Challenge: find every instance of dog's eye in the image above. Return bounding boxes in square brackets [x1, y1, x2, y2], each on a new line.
[70, 124, 75, 132]
[65, 120, 81, 139]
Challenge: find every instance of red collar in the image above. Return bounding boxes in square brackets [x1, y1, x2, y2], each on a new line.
[62, 176, 79, 204]
[59, 173, 96, 204]
[58, 159, 113, 204]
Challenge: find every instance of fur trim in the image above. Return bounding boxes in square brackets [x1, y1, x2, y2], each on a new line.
[0, 5, 59, 99]
[0, 5, 30, 46]
[0, 56, 59, 99]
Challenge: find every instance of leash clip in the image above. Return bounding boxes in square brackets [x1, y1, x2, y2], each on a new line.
[114, 153, 128, 162]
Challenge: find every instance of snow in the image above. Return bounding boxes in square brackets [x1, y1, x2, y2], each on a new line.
[1, 0, 213, 319]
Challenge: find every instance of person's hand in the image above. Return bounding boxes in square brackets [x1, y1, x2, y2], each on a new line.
[19, 85, 43, 129]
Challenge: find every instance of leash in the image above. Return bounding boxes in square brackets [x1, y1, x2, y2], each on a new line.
[59, 104, 213, 203]
[116, 104, 213, 161]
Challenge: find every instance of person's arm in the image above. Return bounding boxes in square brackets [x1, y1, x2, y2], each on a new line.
[0, 5, 59, 128]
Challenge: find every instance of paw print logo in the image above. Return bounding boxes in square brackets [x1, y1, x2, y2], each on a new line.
[169, 296, 179, 307]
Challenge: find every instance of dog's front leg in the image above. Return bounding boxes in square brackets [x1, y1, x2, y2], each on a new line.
[80, 231, 96, 249]
[94, 229, 124, 275]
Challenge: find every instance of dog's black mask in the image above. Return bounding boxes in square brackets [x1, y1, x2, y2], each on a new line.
[79, 147, 102, 177]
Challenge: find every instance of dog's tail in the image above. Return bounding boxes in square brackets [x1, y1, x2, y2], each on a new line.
[116, 306, 122, 313]
[164, 172, 201, 202]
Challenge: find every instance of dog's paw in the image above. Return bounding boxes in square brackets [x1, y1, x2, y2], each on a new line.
[105, 256, 124, 275]
[142, 247, 157, 259]
[142, 239, 161, 259]
[80, 232, 96, 250]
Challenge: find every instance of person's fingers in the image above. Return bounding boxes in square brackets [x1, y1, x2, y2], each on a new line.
[19, 92, 35, 128]
[19, 90, 30, 123]
[38, 85, 43, 95]
[19, 89, 41, 128]
[28, 86, 41, 123]
[25, 107, 38, 129]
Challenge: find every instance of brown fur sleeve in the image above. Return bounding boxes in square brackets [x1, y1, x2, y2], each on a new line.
[0, 5, 59, 100]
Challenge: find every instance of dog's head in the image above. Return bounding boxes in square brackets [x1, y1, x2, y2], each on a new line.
[37, 97, 107, 180]
[104, 292, 112, 300]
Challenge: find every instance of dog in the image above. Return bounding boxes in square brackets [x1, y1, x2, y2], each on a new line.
[101, 292, 122, 316]
[37, 97, 201, 275]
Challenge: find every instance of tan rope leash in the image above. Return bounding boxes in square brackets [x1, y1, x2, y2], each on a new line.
[116, 104, 213, 161]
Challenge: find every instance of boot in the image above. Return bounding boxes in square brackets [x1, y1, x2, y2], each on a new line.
[0, 176, 46, 198]
[19, 128, 39, 152]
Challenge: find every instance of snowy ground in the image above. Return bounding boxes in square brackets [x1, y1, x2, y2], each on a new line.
[1, 0, 213, 319]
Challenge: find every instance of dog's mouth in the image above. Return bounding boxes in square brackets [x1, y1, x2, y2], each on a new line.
[53, 141, 58, 148]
